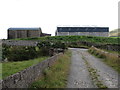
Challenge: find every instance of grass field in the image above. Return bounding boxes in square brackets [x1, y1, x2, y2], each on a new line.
[29, 50, 71, 88]
[2, 56, 48, 79]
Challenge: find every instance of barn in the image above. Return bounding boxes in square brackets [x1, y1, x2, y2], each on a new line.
[55, 27, 109, 37]
[8, 27, 42, 39]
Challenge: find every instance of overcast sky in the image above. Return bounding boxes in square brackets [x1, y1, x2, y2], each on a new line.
[0, 0, 119, 39]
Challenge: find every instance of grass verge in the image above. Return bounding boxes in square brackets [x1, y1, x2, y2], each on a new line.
[29, 50, 71, 88]
[2, 57, 48, 79]
[88, 46, 120, 73]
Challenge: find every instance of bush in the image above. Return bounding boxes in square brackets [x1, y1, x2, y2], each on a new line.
[37, 41, 67, 56]
[2, 40, 67, 61]
[2, 45, 39, 61]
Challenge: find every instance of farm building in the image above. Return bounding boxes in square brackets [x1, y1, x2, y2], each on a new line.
[41, 33, 51, 37]
[55, 27, 109, 37]
[8, 27, 51, 39]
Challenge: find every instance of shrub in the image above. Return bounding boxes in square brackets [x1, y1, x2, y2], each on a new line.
[2, 45, 39, 61]
[37, 41, 67, 56]
[2, 40, 67, 62]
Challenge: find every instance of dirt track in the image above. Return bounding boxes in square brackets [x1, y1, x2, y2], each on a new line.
[67, 48, 118, 88]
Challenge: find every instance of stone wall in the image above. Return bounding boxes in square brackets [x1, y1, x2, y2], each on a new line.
[80, 41, 120, 52]
[2, 40, 39, 46]
[0, 53, 63, 89]
[3, 40, 119, 52]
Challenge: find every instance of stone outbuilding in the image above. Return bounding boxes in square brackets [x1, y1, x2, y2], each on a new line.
[55, 27, 109, 37]
[8, 27, 51, 39]
[8, 27, 42, 39]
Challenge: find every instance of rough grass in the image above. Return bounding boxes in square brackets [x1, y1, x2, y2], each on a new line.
[13, 36, 119, 44]
[88, 47, 120, 73]
[29, 50, 71, 88]
[2, 57, 48, 79]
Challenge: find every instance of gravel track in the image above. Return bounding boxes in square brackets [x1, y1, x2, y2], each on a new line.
[67, 48, 119, 88]
[67, 48, 95, 88]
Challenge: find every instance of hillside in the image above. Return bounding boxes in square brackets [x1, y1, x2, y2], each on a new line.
[109, 29, 120, 37]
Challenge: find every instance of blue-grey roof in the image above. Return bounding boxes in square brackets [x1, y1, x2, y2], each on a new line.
[57, 27, 109, 32]
[8, 28, 41, 30]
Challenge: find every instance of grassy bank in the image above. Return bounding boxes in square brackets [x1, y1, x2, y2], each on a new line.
[88, 47, 120, 73]
[2, 57, 48, 79]
[29, 50, 71, 88]
[13, 36, 119, 44]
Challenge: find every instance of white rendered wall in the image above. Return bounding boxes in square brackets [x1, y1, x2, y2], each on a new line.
[57, 32, 108, 37]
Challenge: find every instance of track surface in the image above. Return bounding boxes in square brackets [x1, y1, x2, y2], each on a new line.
[67, 48, 118, 88]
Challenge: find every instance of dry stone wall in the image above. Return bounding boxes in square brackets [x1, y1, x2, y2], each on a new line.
[0, 53, 63, 89]
[2, 40, 39, 46]
[80, 41, 120, 52]
[2, 40, 119, 52]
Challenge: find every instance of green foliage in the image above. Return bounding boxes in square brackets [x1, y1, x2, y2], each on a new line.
[37, 41, 67, 56]
[30, 50, 71, 88]
[37, 41, 51, 56]
[37, 40, 66, 49]
[16, 36, 120, 45]
[2, 40, 67, 61]
[2, 57, 48, 78]
[14, 36, 120, 50]
[2, 57, 48, 79]
[88, 47, 120, 73]
[2, 45, 41, 61]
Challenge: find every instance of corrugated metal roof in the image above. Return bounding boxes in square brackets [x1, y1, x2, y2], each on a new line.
[57, 27, 109, 32]
[8, 27, 41, 30]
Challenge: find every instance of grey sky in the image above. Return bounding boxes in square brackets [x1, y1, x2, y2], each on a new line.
[0, 0, 119, 39]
